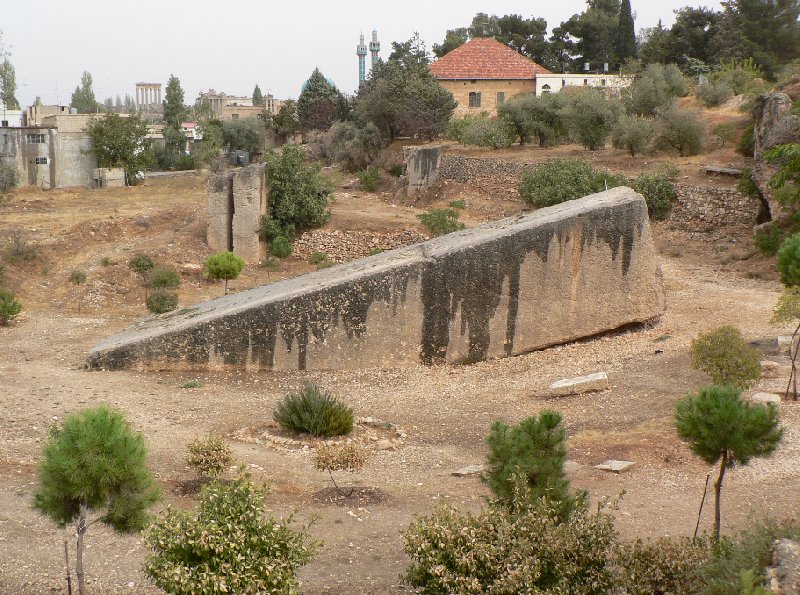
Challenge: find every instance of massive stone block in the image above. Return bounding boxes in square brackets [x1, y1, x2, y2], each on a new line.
[404, 145, 443, 196]
[88, 187, 664, 371]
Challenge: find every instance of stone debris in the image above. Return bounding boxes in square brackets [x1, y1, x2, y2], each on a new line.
[594, 460, 635, 473]
[750, 392, 782, 405]
[767, 539, 800, 594]
[292, 228, 426, 264]
[550, 372, 609, 396]
[452, 465, 484, 477]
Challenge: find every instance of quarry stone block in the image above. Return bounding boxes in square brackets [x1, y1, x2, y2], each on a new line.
[549, 372, 610, 396]
[750, 392, 782, 405]
[594, 460, 635, 473]
[405, 145, 443, 196]
[88, 187, 665, 372]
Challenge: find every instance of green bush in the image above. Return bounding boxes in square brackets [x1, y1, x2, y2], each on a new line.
[68, 270, 87, 286]
[258, 216, 292, 243]
[448, 199, 466, 209]
[738, 169, 760, 197]
[447, 114, 488, 142]
[616, 536, 712, 594]
[269, 235, 292, 258]
[319, 121, 383, 172]
[273, 385, 354, 437]
[484, 411, 577, 516]
[738, 124, 755, 157]
[611, 114, 653, 157]
[632, 173, 677, 220]
[0, 289, 22, 325]
[754, 223, 785, 256]
[627, 63, 690, 116]
[654, 104, 705, 157]
[186, 433, 233, 479]
[356, 166, 380, 191]
[403, 491, 617, 594]
[690, 325, 762, 389]
[260, 257, 280, 271]
[0, 263, 5, 287]
[146, 289, 178, 314]
[519, 158, 626, 208]
[307, 251, 327, 265]
[368, 247, 384, 256]
[149, 266, 180, 289]
[417, 208, 465, 236]
[713, 122, 737, 149]
[143, 472, 320, 593]
[777, 233, 800, 286]
[204, 251, 245, 293]
[0, 162, 20, 192]
[460, 118, 515, 149]
[696, 79, 734, 107]
[4, 231, 37, 263]
[100, 257, 115, 267]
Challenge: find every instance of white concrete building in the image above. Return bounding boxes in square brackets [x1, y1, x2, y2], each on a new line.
[534, 73, 632, 97]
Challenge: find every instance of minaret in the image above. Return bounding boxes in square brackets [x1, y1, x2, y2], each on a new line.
[369, 29, 380, 68]
[357, 33, 368, 85]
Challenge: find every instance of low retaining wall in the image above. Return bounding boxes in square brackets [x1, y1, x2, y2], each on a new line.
[87, 187, 665, 372]
[292, 229, 427, 263]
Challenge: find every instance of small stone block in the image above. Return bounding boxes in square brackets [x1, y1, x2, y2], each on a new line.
[750, 392, 782, 405]
[593, 460, 635, 473]
[550, 372, 609, 396]
[452, 465, 484, 477]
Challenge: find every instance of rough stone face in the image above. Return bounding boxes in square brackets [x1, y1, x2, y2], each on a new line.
[768, 539, 800, 594]
[753, 93, 800, 220]
[452, 465, 484, 477]
[593, 460, 635, 473]
[207, 163, 268, 262]
[750, 392, 782, 405]
[87, 187, 665, 372]
[405, 145, 443, 196]
[550, 372, 610, 396]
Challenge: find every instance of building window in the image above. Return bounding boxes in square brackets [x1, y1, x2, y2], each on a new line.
[562, 79, 567, 87]
[496, 92, 505, 106]
[26, 133, 46, 144]
[34, 157, 48, 165]
[468, 92, 481, 108]
[583, 79, 588, 86]
[601, 79, 607, 86]
[541, 84, 552, 94]
[231, 114, 239, 120]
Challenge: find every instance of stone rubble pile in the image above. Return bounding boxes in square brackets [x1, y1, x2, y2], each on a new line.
[668, 183, 761, 232]
[292, 228, 428, 263]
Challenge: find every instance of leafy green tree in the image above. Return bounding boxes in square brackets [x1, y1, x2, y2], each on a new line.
[33, 406, 160, 595]
[765, 143, 800, 212]
[86, 113, 153, 184]
[222, 117, 264, 153]
[162, 75, 186, 155]
[272, 99, 300, 137]
[498, 94, 537, 146]
[638, 20, 672, 65]
[204, 251, 244, 293]
[772, 286, 800, 400]
[690, 325, 762, 389]
[615, 0, 637, 63]
[559, 0, 621, 69]
[519, 158, 626, 207]
[432, 29, 468, 57]
[69, 270, 87, 314]
[252, 84, 264, 106]
[612, 114, 653, 156]
[71, 71, 98, 114]
[675, 386, 782, 540]
[0, 58, 19, 109]
[297, 68, 347, 133]
[668, 7, 720, 67]
[562, 89, 622, 150]
[484, 410, 577, 516]
[392, 71, 457, 140]
[499, 93, 569, 147]
[143, 471, 320, 594]
[388, 31, 430, 69]
[194, 111, 224, 166]
[654, 104, 705, 157]
[778, 234, 800, 287]
[627, 63, 689, 116]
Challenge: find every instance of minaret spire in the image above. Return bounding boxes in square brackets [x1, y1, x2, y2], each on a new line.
[357, 32, 368, 85]
[369, 29, 380, 68]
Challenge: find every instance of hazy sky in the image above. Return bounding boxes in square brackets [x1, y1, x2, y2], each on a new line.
[3, 0, 720, 108]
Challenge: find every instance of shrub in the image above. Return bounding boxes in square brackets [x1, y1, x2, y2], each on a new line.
[690, 325, 762, 389]
[307, 251, 327, 265]
[655, 104, 705, 157]
[754, 223, 785, 255]
[68, 270, 87, 286]
[562, 89, 622, 150]
[0, 289, 22, 325]
[0, 263, 5, 286]
[314, 443, 368, 497]
[181, 379, 204, 389]
[611, 114, 653, 156]
[738, 169, 760, 197]
[519, 158, 626, 208]
[273, 385, 354, 437]
[696, 79, 734, 107]
[403, 491, 617, 594]
[319, 121, 382, 172]
[460, 117, 515, 149]
[143, 471, 320, 593]
[448, 199, 466, 209]
[632, 173, 677, 220]
[616, 536, 712, 594]
[204, 251, 245, 293]
[627, 63, 690, 116]
[717, 58, 767, 96]
[368, 247, 384, 256]
[100, 257, 115, 267]
[269, 235, 292, 258]
[0, 162, 20, 192]
[778, 233, 800, 286]
[484, 411, 577, 516]
[128, 253, 155, 277]
[186, 433, 233, 479]
[265, 145, 331, 233]
[417, 208, 465, 236]
[148, 266, 180, 289]
[4, 230, 37, 263]
[260, 256, 280, 271]
[146, 289, 178, 314]
[713, 122, 737, 149]
[258, 216, 292, 243]
[447, 114, 488, 142]
[356, 166, 380, 191]
[738, 124, 755, 157]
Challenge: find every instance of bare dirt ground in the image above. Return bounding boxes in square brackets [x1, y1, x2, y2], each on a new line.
[0, 167, 798, 594]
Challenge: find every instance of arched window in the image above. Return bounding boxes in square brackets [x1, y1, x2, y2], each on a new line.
[541, 84, 552, 94]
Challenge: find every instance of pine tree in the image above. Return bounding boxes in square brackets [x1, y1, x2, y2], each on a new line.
[70, 71, 97, 114]
[615, 0, 637, 63]
[252, 84, 264, 106]
[675, 386, 782, 540]
[32, 407, 161, 595]
[483, 410, 576, 517]
[297, 68, 347, 132]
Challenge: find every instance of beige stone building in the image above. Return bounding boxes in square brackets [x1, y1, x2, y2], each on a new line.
[429, 37, 550, 117]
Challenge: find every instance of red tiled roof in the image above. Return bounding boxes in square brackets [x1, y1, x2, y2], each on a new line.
[429, 37, 552, 80]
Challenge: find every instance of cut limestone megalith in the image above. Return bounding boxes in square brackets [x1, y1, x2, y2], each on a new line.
[88, 187, 665, 371]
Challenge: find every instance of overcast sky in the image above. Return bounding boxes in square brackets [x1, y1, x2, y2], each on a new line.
[3, 0, 720, 108]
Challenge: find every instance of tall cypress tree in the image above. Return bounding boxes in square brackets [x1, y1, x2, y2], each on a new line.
[615, 0, 637, 63]
[252, 84, 264, 106]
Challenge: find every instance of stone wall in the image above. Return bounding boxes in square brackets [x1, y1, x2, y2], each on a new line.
[207, 163, 267, 262]
[438, 154, 526, 196]
[437, 79, 536, 118]
[87, 187, 665, 372]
